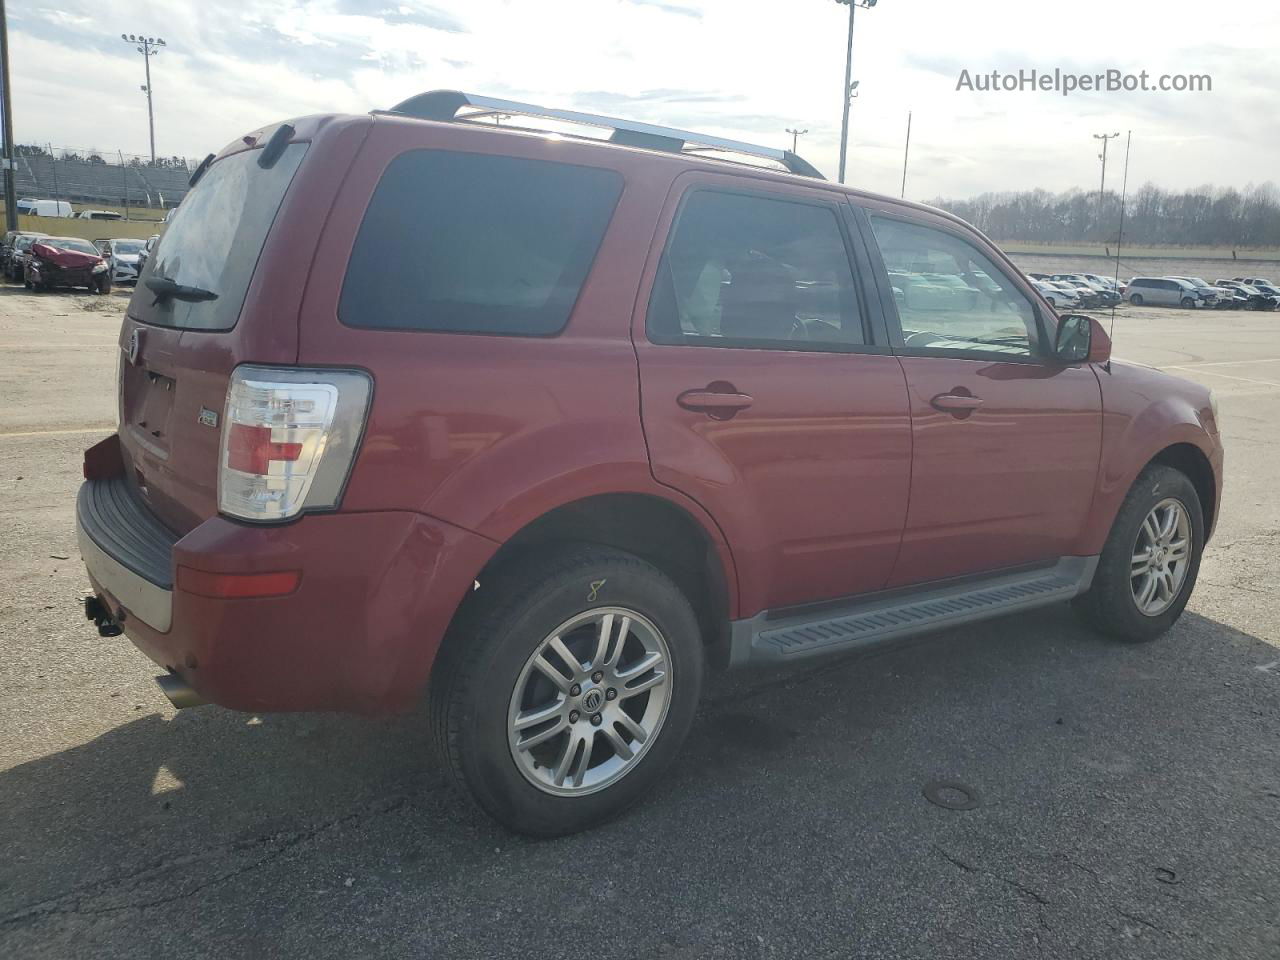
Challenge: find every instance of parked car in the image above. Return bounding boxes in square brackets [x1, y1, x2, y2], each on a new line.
[1171, 277, 1241, 309]
[1215, 280, 1279, 310]
[1051, 274, 1121, 306]
[1, 229, 39, 277]
[1033, 280, 1079, 309]
[22, 199, 74, 217]
[7, 233, 47, 281]
[77, 209, 125, 221]
[1081, 273, 1126, 296]
[93, 237, 147, 285]
[25, 236, 111, 293]
[1048, 278, 1102, 308]
[1232, 277, 1280, 300]
[76, 93, 1223, 836]
[134, 233, 161, 275]
[1127, 277, 1212, 308]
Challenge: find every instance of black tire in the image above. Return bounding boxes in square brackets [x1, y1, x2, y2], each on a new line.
[1129, 293, 1144, 306]
[430, 543, 704, 836]
[1181, 296, 1196, 309]
[1074, 464, 1204, 642]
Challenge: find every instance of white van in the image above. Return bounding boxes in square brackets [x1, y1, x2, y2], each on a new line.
[28, 199, 75, 218]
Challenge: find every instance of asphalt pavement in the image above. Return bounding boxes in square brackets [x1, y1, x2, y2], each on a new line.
[1, 286, 1276, 959]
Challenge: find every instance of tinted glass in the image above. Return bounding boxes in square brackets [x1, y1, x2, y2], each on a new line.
[340, 151, 622, 336]
[132, 142, 308, 331]
[647, 190, 863, 349]
[869, 216, 1040, 358]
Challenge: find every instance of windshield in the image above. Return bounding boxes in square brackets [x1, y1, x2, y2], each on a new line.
[113, 240, 145, 255]
[133, 141, 307, 331]
[41, 237, 98, 255]
[15, 236, 41, 251]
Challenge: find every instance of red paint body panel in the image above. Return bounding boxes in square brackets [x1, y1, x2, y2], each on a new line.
[91, 509, 496, 714]
[887, 357, 1102, 586]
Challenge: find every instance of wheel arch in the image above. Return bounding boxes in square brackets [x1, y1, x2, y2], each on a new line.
[443, 492, 738, 669]
[1149, 442, 1217, 539]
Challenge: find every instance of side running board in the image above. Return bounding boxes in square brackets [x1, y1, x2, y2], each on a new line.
[728, 556, 1098, 667]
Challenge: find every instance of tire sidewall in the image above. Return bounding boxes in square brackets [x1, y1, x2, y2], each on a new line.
[454, 555, 703, 835]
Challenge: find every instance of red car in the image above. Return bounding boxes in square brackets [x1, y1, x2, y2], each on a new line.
[76, 93, 1223, 835]
[26, 236, 112, 293]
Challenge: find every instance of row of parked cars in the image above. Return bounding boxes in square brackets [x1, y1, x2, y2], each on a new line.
[1027, 270, 1280, 311]
[0, 229, 160, 293]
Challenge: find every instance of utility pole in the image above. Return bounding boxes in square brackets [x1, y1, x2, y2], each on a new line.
[785, 127, 808, 154]
[900, 111, 912, 199]
[1093, 131, 1120, 238]
[835, 0, 877, 184]
[0, 0, 17, 231]
[120, 34, 166, 165]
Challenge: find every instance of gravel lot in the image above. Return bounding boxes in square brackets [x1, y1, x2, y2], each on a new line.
[1, 284, 1277, 959]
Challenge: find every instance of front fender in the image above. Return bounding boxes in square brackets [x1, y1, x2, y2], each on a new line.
[1073, 382, 1221, 554]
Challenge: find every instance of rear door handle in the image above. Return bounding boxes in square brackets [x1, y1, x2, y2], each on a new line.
[930, 392, 984, 413]
[677, 389, 754, 418]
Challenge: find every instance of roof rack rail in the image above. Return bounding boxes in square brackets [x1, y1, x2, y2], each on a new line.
[386, 90, 825, 180]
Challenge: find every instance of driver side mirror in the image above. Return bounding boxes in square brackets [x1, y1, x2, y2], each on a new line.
[1054, 314, 1111, 364]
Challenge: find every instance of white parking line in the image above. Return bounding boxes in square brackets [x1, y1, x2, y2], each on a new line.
[0, 426, 113, 439]
[1169, 358, 1280, 368]
[1162, 366, 1280, 387]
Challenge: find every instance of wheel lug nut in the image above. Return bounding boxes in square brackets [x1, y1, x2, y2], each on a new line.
[605, 688, 617, 701]
[569, 710, 580, 723]
[591, 671, 604, 683]
[590, 713, 602, 726]
[569, 684, 581, 696]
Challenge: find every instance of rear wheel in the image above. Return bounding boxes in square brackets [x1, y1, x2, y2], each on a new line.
[1129, 293, 1144, 305]
[431, 544, 703, 836]
[1074, 464, 1203, 642]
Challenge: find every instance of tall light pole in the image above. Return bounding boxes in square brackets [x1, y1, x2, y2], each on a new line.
[1093, 131, 1120, 236]
[120, 34, 166, 165]
[1, 0, 17, 231]
[786, 127, 808, 154]
[835, 0, 878, 184]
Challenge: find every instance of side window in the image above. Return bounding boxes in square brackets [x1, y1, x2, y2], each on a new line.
[340, 151, 622, 336]
[868, 215, 1042, 358]
[647, 189, 864, 349]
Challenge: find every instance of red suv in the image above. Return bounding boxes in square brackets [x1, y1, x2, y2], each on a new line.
[76, 92, 1223, 835]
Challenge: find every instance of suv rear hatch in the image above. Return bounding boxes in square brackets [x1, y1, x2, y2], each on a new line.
[117, 116, 365, 535]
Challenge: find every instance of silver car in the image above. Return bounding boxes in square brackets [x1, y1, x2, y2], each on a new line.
[1126, 277, 1210, 308]
[95, 238, 147, 285]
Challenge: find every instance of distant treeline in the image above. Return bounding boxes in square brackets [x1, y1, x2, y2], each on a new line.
[930, 183, 1280, 247]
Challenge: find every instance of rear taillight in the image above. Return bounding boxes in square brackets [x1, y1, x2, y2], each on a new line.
[218, 365, 372, 522]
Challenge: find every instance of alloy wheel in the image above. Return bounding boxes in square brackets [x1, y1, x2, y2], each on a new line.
[507, 607, 672, 796]
[1130, 498, 1192, 616]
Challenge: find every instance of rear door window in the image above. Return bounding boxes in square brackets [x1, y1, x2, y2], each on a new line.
[339, 151, 622, 336]
[133, 142, 308, 331]
[647, 189, 865, 349]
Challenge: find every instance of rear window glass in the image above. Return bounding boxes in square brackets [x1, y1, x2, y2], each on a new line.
[132, 142, 307, 331]
[339, 151, 623, 336]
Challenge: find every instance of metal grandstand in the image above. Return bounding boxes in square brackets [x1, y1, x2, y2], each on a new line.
[11, 149, 196, 209]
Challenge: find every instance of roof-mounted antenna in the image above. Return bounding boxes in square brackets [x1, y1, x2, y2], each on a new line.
[1110, 130, 1132, 350]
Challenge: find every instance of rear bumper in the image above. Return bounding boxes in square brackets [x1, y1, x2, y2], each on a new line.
[77, 461, 496, 714]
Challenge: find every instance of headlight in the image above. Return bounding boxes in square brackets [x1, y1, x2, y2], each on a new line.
[92, 262, 108, 273]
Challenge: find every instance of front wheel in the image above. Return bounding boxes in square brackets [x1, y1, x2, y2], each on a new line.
[1074, 464, 1204, 642]
[431, 544, 704, 836]
[1181, 296, 1197, 309]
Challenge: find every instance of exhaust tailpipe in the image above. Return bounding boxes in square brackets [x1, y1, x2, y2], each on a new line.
[156, 673, 208, 710]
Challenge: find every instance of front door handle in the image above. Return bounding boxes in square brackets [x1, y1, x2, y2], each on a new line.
[677, 388, 754, 419]
[930, 392, 984, 414]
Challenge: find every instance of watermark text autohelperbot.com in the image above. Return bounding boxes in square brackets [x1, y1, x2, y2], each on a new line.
[956, 68, 1211, 96]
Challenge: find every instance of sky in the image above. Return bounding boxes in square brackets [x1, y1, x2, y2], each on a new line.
[8, 0, 1278, 202]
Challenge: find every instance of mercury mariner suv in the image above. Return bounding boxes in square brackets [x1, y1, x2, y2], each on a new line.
[75, 92, 1224, 836]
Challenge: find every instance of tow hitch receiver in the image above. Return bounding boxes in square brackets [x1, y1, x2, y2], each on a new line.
[84, 595, 123, 637]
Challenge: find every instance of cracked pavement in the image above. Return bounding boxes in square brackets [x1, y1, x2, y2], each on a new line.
[1, 286, 1277, 958]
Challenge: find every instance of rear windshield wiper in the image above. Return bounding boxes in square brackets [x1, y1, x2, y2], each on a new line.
[145, 274, 219, 304]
